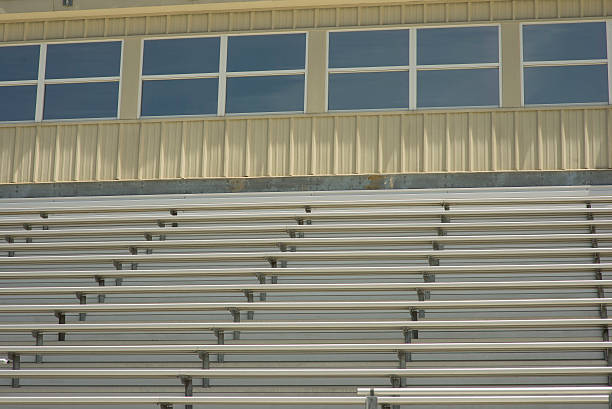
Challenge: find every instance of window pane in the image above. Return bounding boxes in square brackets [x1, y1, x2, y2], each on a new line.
[524, 65, 608, 105]
[46, 42, 122, 79]
[328, 71, 409, 110]
[0, 45, 39, 81]
[523, 22, 606, 62]
[143, 37, 220, 75]
[329, 30, 410, 68]
[417, 68, 499, 108]
[227, 34, 306, 72]
[141, 78, 218, 116]
[418, 26, 499, 65]
[43, 82, 119, 119]
[0, 86, 36, 121]
[226, 75, 304, 114]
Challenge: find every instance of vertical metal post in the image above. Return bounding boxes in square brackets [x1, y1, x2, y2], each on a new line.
[244, 291, 254, 320]
[55, 312, 66, 342]
[6, 236, 14, 257]
[129, 246, 138, 271]
[214, 329, 224, 363]
[32, 331, 43, 363]
[366, 390, 378, 409]
[199, 352, 210, 388]
[160, 403, 173, 409]
[230, 309, 240, 340]
[608, 392, 612, 409]
[587, 202, 611, 384]
[9, 353, 20, 388]
[409, 309, 419, 341]
[257, 274, 267, 302]
[180, 376, 193, 409]
[23, 224, 32, 243]
[95, 276, 106, 304]
[76, 293, 87, 321]
[170, 209, 179, 228]
[145, 233, 153, 254]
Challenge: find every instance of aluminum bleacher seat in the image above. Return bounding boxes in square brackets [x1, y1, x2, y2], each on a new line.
[1, 186, 612, 408]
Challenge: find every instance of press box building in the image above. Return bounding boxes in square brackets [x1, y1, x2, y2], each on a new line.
[0, 0, 612, 408]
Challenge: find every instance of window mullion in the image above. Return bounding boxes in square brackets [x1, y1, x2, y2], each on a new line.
[35, 44, 47, 122]
[218, 35, 228, 117]
[607, 20, 612, 104]
[409, 28, 417, 110]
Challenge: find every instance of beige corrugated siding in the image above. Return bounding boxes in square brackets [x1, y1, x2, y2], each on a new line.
[0, 0, 610, 42]
[0, 107, 610, 184]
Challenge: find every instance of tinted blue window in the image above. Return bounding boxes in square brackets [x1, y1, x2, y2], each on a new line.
[328, 71, 409, 110]
[329, 30, 410, 68]
[226, 75, 304, 114]
[523, 22, 606, 62]
[417, 68, 499, 107]
[227, 34, 306, 72]
[0, 86, 37, 121]
[43, 82, 119, 119]
[0, 45, 39, 81]
[524, 65, 608, 105]
[143, 37, 220, 75]
[46, 42, 122, 79]
[418, 26, 499, 65]
[141, 78, 218, 116]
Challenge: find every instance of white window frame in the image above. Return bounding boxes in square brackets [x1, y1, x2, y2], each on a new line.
[0, 38, 123, 124]
[326, 24, 502, 112]
[138, 31, 308, 119]
[520, 20, 611, 107]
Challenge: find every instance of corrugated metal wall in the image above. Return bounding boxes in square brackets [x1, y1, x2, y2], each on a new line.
[0, 0, 610, 41]
[1, 107, 610, 183]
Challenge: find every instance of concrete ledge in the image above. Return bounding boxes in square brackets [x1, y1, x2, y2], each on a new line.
[1, 170, 611, 198]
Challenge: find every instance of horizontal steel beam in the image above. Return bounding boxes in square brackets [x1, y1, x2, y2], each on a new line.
[1, 263, 610, 280]
[3, 219, 612, 240]
[4, 279, 612, 296]
[2, 233, 612, 252]
[0, 395, 608, 405]
[0, 247, 609, 265]
[358, 387, 612, 396]
[1, 318, 610, 333]
[3, 298, 612, 314]
[1, 194, 609, 216]
[2, 341, 612, 355]
[2, 207, 612, 227]
[3, 367, 612, 377]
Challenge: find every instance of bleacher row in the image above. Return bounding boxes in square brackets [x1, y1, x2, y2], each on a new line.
[1, 187, 612, 408]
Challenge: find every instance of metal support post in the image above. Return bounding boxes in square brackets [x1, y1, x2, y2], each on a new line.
[32, 331, 43, 363]
[40, 213, 49, 231]
[8, 353, 19, 388]
[6, 236, 14, 257]
[366, 390, 378, 409]
[198, 352, 210, 388]
[180, 376, 193, 409]
[95, 276, 106, 303]
[160, 404, 173, 409]
[409, 309, 419, 340]
[129, 246, 138, 271]
[608, 393, 612, 409]
[244, 291, 254, 320]
[145, 233, 153, 255]
[170, 209, 179, 228]
[230, 308, 240, 340]
[76, 293, 87, 321]
[214, 329, 224, 363]
[55, 312, 66, 341]
[23, 224, 32, 243]
[257, 274, 267, 301]
[304, 206, 312, 225]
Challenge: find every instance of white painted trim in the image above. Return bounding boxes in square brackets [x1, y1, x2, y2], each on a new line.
[226, 69, 305, 77]
[498, 24, 503, 108]
[329, 65, 410, 73]
[0, 80, 38, 86]
[409, 27, 417, 110]
[44, 76, 121, 84]
[142, 73, 219, 80]
[137, 37, 145, 118]
[519, 21, 525, 107]
[115, 38, 125, 120]
[303, 31, 309, 113]
[523, 59, 608, 67]
[34, 44, 47, 123]
[324, 30, 330, 112]
[217, 35, 228, 117]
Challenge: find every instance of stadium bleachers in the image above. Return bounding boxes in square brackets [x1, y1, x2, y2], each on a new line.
[1, 186, 612, 408]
